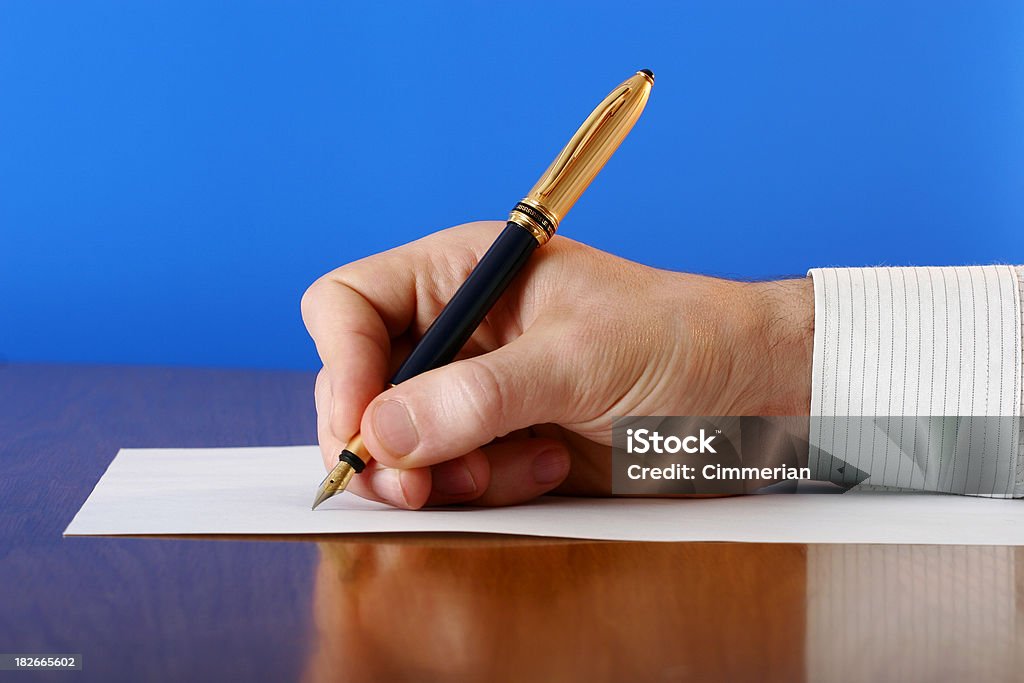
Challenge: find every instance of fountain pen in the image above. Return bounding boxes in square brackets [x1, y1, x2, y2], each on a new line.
[312, 69, 655, 509]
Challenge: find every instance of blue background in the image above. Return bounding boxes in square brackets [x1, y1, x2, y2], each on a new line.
[2, 1, 1022, 370]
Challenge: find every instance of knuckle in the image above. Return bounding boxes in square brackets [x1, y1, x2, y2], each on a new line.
[314, 368, 330, 404]
[457, 358, 508, 438]
[300, 276, 331, 324]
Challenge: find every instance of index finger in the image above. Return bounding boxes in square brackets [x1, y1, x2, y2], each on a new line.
[300, 221, 507, 441]
[301, 274, 395, 441]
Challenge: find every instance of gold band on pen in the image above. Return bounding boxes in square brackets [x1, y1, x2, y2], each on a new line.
[508, 199, 559, 245]
[338, 380, 394, 468]
[342, 433, 373, 465]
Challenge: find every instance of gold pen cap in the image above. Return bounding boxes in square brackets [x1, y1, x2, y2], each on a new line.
[509, 69, 654, 244]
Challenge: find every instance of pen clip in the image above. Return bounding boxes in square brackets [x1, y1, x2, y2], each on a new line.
[534, 85, 631, 200]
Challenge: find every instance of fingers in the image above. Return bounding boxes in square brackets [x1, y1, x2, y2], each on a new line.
[314, 368, 343, 470]
[343, 438, 572, 509]
[359, 329, 575, 469]
[319, 367, 437, 509]
[458, 438, 571, 507]
[302, 222, 509, 447]
[304, 221, 581, 503]
[344, 460, 434, 509]
[303, 278, 393, 442]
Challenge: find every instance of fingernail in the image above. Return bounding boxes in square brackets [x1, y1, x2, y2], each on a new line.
[431, 460, 478, 497]
[532, 449, 570, 485]
[372, 399, 419, 458]
[372, 468, 409, 507]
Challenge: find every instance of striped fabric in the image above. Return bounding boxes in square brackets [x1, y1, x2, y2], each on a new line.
[807, 266, 1023, 497]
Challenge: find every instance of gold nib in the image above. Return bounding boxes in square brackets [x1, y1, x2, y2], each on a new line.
[311, 459, 356, 510]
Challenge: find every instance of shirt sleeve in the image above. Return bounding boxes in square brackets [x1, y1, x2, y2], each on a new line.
[805, 265, 1024, 497]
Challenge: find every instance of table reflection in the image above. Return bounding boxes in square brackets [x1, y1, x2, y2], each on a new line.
[805, 545, 1023, 682]
[303, 539, 805, 682]
[302, 538, 1022, 683]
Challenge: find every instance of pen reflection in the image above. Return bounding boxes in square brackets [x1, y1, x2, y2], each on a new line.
[302, 538, 806, 683]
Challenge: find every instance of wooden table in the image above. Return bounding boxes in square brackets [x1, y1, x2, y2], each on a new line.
[1, 363, 1020, 682]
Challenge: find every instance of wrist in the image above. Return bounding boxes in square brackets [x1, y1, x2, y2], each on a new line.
[742, 278, 815, 415]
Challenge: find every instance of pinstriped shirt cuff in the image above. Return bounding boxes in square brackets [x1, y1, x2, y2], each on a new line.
[806, 266, 1023, 497]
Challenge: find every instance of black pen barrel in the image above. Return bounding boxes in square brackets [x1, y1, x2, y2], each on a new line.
[390, 222, 539, 385]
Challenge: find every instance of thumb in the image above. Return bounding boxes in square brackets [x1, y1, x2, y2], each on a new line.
[359, 332, 573, 468]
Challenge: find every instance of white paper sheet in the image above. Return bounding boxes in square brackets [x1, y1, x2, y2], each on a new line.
[64, 446, 1024, 544]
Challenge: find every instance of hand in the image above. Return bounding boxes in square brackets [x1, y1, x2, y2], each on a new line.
[301, 221, 813, 509]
